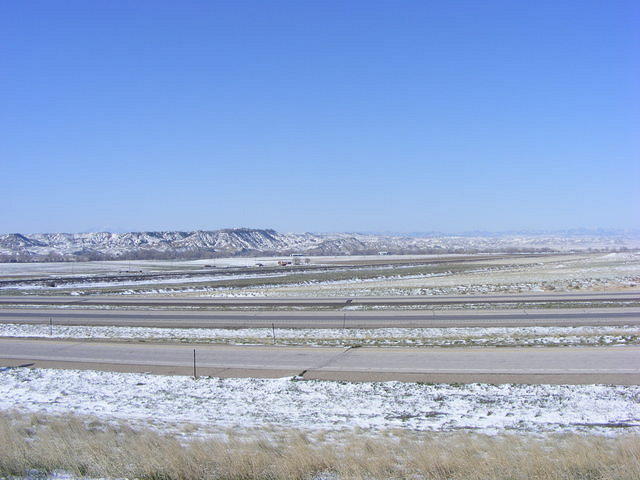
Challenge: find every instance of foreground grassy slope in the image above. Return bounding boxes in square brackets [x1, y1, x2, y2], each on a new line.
[1, 412, 639, 480]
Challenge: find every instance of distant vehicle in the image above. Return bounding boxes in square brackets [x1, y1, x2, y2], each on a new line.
[378, 251, 390, 255]
[255, 263, 264, 267]
[290, 253, 304, 257]
[278, 260, 292, 266]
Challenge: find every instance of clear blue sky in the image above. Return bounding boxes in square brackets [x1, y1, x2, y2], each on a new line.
[2, 0, 638, 234]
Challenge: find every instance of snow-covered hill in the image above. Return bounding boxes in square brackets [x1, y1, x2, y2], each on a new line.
[0, 228, 637, 262]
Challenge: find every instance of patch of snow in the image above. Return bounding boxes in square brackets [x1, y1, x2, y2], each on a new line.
[0, 368, 638, 435]
[1, 324, 638, 347]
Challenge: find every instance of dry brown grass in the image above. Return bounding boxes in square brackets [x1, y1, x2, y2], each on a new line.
[0, 411, 638, 480]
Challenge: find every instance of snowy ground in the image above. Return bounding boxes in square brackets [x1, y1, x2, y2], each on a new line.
[1, 253, 638, 297]
[0, 254, 480, 277]
[0, 263, 508, 294]
[216, 253, 640, 298]
[1, 367, 638, 436]
[0, 271, 294, 291]
[113, 253, 640, 297]
[1, 324, 638, 347]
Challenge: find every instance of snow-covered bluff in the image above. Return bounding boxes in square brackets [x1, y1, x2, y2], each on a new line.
[0, 228, 637, 262]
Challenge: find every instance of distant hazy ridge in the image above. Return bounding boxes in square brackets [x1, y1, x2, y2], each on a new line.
[0, 228, 637, 262]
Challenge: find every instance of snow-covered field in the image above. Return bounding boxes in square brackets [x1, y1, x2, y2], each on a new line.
[1, 367, 638, 436]
[218, 253, 640, 298]
[85, 252, 637, 298]
[0, 262, 507, 294]
[0, 272, 294, 291]
[0, 254, 460, 276]
[1, 253, 638, 298]
[1, 323, 638, 347]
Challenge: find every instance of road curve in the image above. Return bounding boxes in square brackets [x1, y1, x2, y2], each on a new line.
[0, 339, 637, 385]
[1, 307, 639, 328]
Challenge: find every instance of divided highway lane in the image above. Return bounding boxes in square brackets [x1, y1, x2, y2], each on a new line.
[0, 291, 639, 307]
[1, 339, 638, 384]
[1, 307, 639, 328]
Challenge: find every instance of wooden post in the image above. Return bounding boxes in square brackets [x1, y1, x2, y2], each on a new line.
[272, 323, 276, 344]
[49, 317, 53, 336]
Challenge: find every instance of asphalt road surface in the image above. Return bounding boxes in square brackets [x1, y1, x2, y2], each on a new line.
[1, 338, 637, 384]
[0, 291, 639, 307]
[1, 307, 639, 328]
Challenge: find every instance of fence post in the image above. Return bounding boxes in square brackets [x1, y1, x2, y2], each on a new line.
[272, 323, 276, 344]
[193, 349, 197, 379]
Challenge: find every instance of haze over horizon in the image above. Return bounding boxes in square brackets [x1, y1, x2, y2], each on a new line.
[2, 1, 639, 234]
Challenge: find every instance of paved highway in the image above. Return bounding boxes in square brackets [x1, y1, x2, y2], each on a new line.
[1, 307, 639, 328]
[0, 339, 637, 384]
[0, 291, 639, 307]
